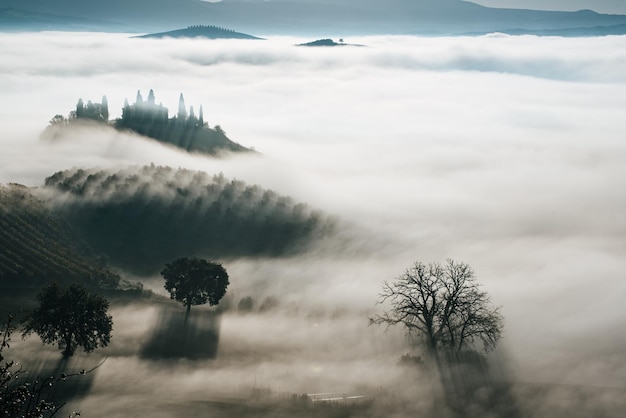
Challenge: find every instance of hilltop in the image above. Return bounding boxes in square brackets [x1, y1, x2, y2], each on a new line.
[297, 38, 365, 47]
[43, 90, 252, 156]
[135, 25, 262, 40]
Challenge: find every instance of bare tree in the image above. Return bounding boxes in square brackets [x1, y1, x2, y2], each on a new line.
[371, 259, 503, 365]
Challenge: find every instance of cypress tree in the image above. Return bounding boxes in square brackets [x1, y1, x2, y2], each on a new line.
[178, 93, 188, 120]
[101, 95, 109, 121]
[122, 98, 130, 121]
[76, 98, 84, 118]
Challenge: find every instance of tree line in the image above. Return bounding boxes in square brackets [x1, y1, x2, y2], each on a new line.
[44, 165, 335, 275]
[186, 24, 238, 33]
[47, 90, 251, 155]
[1, 254, 229, 416]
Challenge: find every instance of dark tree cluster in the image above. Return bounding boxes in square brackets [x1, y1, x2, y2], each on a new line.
[46, 90, 251, 156]
[119, 90, 205, 132]
[117, 89, 248, 154]
[186, 24, 237, 33]
[23, 282, 113, 357]
[49, 96, 110, 126]
[43, 165, 336, 275]
[162, 257, 229, 317]
[75, 96, 109, 122]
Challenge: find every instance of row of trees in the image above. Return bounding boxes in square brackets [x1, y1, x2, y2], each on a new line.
[49, 90, 205, 129]
[186, 24, 239, 33]
[18, 257, 499, 368]
[46, 90, 250, 155]
[6, 252, 501, 414]
[76, 96, 109, 122]
[120, 90, 205, 128]
[1, 257, 229, 416]
[19, 257, 229, 358]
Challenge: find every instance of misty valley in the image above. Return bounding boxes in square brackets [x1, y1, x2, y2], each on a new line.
[1, 28, 626, 418]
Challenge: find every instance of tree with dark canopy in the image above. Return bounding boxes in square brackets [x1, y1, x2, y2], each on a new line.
[3, 314, 104, 417]
[162, 257, 229, 318]
[23, 282, 113, 357]
[371, 259, 503, 367]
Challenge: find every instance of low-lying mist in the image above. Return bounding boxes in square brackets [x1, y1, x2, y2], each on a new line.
[1, 31, 626, 416]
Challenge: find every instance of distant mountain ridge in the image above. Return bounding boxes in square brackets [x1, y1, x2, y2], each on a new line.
[0, 7, 126, 32]
[2, 0, 626, 35]
[462, 22, 626, 36]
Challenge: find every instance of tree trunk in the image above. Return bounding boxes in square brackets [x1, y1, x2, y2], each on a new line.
[185, 303, 191, 323]
[63, 333, 74, 357]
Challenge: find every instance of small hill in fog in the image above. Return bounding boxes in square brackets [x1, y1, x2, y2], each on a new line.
[135, 25, 263, 40]
[296, 38, 365, 47]
[43, 90, 253, 156]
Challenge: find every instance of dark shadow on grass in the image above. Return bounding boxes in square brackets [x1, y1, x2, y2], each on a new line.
[140, 307, 221, 360]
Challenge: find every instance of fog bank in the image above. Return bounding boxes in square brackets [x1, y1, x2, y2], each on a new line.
[1, 32, 625, 415]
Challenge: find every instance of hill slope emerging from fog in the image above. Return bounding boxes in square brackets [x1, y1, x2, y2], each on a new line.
[44, 166, 336, 275]
[2, 0, 626, 35]
[135, 25, 262, 40]
[0, 184, 120, 288]
[43, 91, 253, 156]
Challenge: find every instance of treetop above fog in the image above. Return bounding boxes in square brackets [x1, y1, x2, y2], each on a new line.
[46, 90, 252, 156]
[162, 257, 229, 315]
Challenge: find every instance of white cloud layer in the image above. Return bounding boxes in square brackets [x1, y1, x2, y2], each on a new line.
[1, 32, 626, 408]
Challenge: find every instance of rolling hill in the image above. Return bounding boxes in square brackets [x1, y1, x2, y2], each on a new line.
[43, 166, 337, 275]
[42, 90, 253, 156]
[135, 25, 262, 40]
[0, 183, 120, 289]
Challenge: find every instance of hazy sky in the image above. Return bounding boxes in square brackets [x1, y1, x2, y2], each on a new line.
[1, 32, 626, 414]
[471, 0, 626, 14]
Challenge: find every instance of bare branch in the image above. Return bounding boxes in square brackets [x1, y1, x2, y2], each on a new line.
[371, 259, 504, 362]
